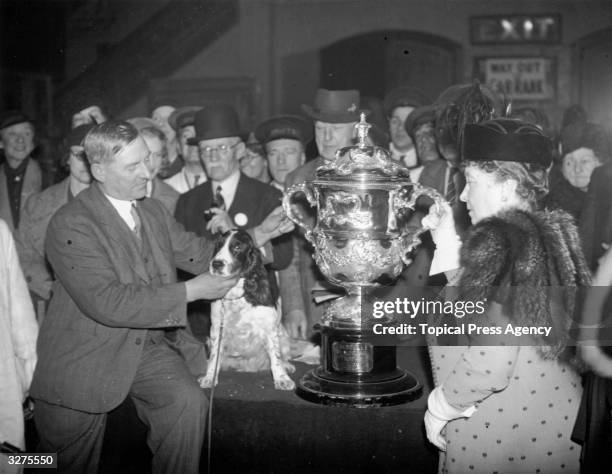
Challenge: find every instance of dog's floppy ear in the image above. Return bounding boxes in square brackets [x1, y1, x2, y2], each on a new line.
[240, 232, 275, 307]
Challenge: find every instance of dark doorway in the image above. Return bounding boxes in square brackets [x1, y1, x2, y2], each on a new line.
[575, 27, 612, 124]
[319, 31, 462, 101]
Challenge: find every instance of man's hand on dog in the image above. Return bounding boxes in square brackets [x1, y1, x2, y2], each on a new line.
[252, 206, 295, 247]
[185, 272, 239, 302]
[205, 208, 234, 235]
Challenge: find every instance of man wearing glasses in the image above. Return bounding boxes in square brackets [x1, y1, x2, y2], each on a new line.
[174, 105, 293, 338]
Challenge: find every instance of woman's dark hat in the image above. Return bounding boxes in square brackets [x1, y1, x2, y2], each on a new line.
[560, 122, 609, 160]
[301, 89, 366, 124]
[0, 110, 32, 130]
[463, 118, 553, 168]
[168, 106, 203, 132]
[188, 104, 246, 145]
[255, 115, 313, 145]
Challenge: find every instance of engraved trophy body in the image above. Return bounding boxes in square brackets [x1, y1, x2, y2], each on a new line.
[283, 114, 445, 406]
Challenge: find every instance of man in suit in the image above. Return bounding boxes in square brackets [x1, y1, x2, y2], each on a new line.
[284, 89, 362, 334]
[30, 121, 292, 474]
[174, 105, 292, 274]
[174, 105, 293, 340]
[0, 111, 42, 232]
[255, 114, 313, 338]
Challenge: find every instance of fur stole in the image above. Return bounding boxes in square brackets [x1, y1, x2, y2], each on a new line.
[459, 208, 591, 358]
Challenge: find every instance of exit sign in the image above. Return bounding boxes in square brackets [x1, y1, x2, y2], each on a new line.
[471, 14, 561, 44]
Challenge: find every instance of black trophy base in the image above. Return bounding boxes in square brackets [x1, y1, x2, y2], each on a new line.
[296, 367, 421, 407]
[295, 324, 421, 407]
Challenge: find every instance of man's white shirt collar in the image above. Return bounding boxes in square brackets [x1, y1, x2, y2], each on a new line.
[104, 193, 138, 231]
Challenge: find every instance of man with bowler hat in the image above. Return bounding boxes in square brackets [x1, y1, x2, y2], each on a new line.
[284, 89, 364, 335]
[174, 105, 294, 337]
[255, 114, 313, 338]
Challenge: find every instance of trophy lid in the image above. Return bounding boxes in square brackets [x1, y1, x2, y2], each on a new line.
[316, 113, 411, 182]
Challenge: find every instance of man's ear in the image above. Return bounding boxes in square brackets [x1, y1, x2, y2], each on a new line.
[235, 141, 246, 157]
[299, 151, 306, 166]
[90, 162, 105, 183]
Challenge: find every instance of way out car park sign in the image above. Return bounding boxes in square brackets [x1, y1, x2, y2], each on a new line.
[475, 57, 556, 101]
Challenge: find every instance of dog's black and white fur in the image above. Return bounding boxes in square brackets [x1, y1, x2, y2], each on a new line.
[198, 230, 295, 390]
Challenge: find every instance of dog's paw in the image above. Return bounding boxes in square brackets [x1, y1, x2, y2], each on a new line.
[274, 376, 296, 391]
[198, 375, 216, 388]
[283, 361, 296, 374]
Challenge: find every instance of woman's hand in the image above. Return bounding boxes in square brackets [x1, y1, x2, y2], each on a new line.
[422, 203, 462, 275]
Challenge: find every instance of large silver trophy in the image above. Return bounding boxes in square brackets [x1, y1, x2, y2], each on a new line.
[283, 114, 445, 407]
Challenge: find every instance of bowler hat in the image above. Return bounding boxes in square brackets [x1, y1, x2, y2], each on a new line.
[383, 86, 429, 116]
[188, 104, 246, 145]
[301, 89, 365, 124]
[168, 106, 202, 132]
[0, 110, 32, 130]
[255, 115, 313, 145]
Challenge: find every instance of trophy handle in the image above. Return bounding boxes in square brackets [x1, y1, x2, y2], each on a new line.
[283, 183, 316, 234]
[392, 183, 447, 265]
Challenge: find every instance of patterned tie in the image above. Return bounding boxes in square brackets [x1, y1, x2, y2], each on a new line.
[130, 202, 142, 240]
[445, 167, 458, 205]
[214, 185, 226, 210]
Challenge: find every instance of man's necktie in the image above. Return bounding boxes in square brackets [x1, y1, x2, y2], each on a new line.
[131, 202, 142, 240]
[214, 185, 226, 211]
[445, 167, 458, 205]
[193, 174, 200, 188]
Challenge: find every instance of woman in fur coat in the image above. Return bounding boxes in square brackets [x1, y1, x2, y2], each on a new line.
[424, 118, 590, 473]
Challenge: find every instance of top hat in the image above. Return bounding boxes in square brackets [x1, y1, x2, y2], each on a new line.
[383, 86, 430, 116]
[0, 110, 32, 130]
[255, 114, 313, 146]
[168, 106, 203, 132]
[301, 89, 365, 124]
[187, 104, 246, 145]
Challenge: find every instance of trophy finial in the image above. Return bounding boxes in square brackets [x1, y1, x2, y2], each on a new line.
[355, 112, 371, 148]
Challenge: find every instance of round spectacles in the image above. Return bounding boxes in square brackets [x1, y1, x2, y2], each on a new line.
[199, 142, 240, 159]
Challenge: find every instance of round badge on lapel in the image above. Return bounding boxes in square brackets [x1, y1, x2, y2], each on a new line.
[234, 213, 248, 227]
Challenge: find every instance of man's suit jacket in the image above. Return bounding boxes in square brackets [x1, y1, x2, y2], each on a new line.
[30, 182, 214, 413]
[0, 158, 42, 232]
[174, 172, 292, 271]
